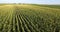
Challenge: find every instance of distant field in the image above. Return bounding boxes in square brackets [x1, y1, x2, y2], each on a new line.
[31, 4, 60, 9]
[0, 4, 60, 32]
[39, 5, 60, 9]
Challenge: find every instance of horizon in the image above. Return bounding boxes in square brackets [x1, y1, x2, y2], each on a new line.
[0, 0, 60, 4]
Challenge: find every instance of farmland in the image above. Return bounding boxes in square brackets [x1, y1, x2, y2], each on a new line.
[0, 4, 60, 32]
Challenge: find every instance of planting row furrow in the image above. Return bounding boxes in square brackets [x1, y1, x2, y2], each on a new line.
[13, 15, 16, 32]
[20, 15, 36, 32]
[8, 12, 13, 32]
[18, 15, 25, 32]
[0, 15, 8, 32]
[22, 15, 40, 32]
[15, 15, 21, 32]
[19, 15, 30, 32]
[2, 13, 11, 32]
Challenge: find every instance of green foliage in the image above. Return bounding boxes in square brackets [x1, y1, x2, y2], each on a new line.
[0, 4, 60, 32]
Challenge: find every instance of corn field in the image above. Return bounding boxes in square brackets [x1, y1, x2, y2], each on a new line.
[0, 4, 60, 32]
